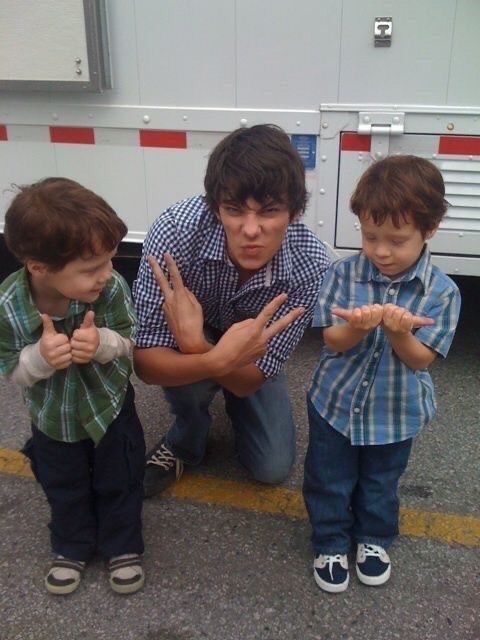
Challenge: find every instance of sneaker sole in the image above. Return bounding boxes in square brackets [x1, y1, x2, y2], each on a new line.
[314, 569, 349, 593]
[356, 563, 391, 586]
[45, 576, 81, 595]
[109, 573, 145, 594]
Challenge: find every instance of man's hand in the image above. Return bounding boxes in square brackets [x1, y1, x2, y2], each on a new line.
[71, 310, 100, 364]
[148, 253, 207, 353]
[332, 304, 383, 330]
[382, 303, 434, 335]
[39, 314, 72, 370]
[209, 293, 305, 375]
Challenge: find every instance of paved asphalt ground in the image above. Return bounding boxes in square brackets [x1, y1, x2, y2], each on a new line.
[0, 265, 478, 640]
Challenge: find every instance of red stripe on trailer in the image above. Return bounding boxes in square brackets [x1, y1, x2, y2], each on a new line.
[341, 132, 371, 151]
[438, 136, 480, 156]
[0, 125, 7, 141]
[139, 130, 187, 148]
[49, 127, 95, 144]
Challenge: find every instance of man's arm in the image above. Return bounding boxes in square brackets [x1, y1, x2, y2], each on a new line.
[134, 293, 304, 396]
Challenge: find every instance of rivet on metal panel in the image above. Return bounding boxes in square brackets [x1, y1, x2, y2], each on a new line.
[88, 113, 93, 119]
[375, 151, 383, 158]
[240, 118, 248, 127]
[458, 233, 464, 237]
[354, 222, 360, 230]
[75, 69, 82, 75]
[363, 115, 371, 123]
[321, 155, 327, 161]
[52, 113, 59, 121]
[319, 188, 326, 195]
[322, 122, 329, 129]
[182, 115, 188, 121]
[75, 58, 82, 64]
[296, 121, 301, 126]
[318, 221, 324, 227]
[446, 123, 454, 131]
[358, 154, 363, 161]
[143, 115, 150, 124]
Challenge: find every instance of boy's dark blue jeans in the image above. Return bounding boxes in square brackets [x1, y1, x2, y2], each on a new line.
[23, 382, 145, 562]
[303, 396, 412, 555]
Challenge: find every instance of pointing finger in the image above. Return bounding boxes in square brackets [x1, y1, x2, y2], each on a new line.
[411, 315, 435, 328]
[263, 307, 305, 340]
[331, 307, 353, 321]
[164, 253, 185, 289]
[148, 255, 172, 298]
[254, 293, 288, 328]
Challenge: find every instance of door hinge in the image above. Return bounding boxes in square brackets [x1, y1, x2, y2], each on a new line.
[358, 111, 405, 158]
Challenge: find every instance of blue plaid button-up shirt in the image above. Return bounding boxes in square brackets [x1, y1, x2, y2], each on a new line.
[133, 195, 330, 378]
[309, 249, 461, 445]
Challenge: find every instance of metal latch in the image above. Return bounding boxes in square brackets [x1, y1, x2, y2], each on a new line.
[358, 111, 405, 158]
[374, 17, 392, 47]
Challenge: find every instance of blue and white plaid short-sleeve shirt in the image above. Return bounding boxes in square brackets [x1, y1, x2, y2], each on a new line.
[133, 195, 331, 378]
[309, 249, 461, 445]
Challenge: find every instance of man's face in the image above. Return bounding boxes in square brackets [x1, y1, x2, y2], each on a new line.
[360, 213, 433, 279]
[217, 197, 292, 283]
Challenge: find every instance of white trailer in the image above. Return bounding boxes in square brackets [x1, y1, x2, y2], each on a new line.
[1, 0, 479, 276]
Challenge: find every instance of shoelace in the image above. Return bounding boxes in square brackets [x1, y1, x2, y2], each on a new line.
[148, 444, 183, 479]
[362, 544, 383, 558]
[326, 554, 344, 581]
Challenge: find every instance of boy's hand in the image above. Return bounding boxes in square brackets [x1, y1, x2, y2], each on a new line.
[71, 311, 100, 364]
[39, 314, 72, 370]
[149, 253, 206, 353]
[332, 304, 383, 330]
[382, 303, 434, 334]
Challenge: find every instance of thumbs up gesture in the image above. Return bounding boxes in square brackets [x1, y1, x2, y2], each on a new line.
[39, 314, 73, 370]
[71, 310, 100, 364]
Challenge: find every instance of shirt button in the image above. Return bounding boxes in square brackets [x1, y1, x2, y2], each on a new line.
[362, 380, 368, 386]
[353, 407, 360, 413]
[373, 352, 380, 358]
[388, 288, 396, 295]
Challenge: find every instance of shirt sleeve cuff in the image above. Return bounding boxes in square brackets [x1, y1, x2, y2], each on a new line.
[94, 328, 133, 363]
[10, 342, 56, 386]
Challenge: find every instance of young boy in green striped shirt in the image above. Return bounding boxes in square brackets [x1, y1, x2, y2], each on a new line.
[0, 178, 146, 595]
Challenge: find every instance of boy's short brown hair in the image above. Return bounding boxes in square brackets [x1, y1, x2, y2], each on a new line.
[204, 124, 307, 220]
[4, 177, 127, 270]
[350, 155, 448, 237]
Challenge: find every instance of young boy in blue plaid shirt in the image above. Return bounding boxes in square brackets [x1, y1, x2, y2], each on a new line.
[303, 156, 461, 593]
[0, 178, 145, 595]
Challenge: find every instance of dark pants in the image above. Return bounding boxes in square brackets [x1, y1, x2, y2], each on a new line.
[303, 397, 412, 555]
[24, 383, 145, 562]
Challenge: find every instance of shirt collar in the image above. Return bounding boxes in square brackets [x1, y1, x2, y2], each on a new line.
[355, 246, 432, 292]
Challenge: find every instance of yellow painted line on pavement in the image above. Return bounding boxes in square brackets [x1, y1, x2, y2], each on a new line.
[1, 447, 479, 547]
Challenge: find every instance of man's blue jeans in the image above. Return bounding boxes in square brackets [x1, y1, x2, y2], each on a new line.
[303, 396, 412, 555]
[163, 373, 295, 484]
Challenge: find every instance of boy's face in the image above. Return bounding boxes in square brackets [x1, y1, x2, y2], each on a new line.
[360, 214, 434, 279]
[30, 247, 116, 304]
[217, 197, 291, 282]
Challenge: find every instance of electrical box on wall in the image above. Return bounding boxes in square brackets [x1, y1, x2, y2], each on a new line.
[0, 0, 111, 92]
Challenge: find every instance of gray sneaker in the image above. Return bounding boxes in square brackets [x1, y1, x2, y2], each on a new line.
[144, 438, 184, 498]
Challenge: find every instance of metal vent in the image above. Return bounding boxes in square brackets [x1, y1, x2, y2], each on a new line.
[438, 160, 480, 232]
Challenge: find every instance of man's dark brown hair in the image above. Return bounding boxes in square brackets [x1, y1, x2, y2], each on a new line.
[5, 177, 127, 270]
[350, 155, 448, 237]
[204, 124, 307, 220]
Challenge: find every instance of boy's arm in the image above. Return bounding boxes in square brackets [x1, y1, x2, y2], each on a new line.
[9, 341, 56, 386]
[382, 303, 437, 370]
[323, 305, 383, 351]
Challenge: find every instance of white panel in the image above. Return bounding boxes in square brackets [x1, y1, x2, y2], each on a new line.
[52, 144, 148, 242]
[236, 0, 341, 108]
[134, 0, 236, 107]
[49, 0, 141, 105]
[144, 149, 209, 225]
[447, 0, 480, 106]
[0, 0, 89, 81]
[0, 142, 57, 227]
[339, 0, 456, 105]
